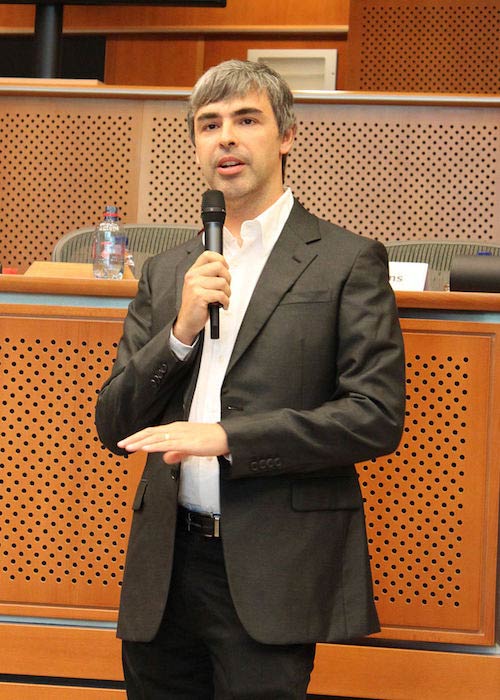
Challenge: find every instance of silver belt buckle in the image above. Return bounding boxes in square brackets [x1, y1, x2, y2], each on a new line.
[185, 510, 220, 538]
[213, 514, 220, 538]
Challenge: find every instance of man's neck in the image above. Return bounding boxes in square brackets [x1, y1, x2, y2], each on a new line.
[224, 188, 286, 241]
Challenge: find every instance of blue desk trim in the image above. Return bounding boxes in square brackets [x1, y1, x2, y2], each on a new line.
[0, 614, 117, 630]
[399, 309, 500, 323]
[0, 293, 132, 308]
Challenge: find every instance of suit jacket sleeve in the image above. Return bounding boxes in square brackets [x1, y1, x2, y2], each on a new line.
[220, 240, 405, 478]
[95, 256, 199, 454]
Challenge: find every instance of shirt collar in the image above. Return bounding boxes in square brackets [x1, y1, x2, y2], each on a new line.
[224, 188, 294, 254]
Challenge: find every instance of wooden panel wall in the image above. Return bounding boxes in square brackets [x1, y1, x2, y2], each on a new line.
[0, 0, 350, 88]
[347, 0, 500, 92]
[358, 318, 500, 644]
[0, 0, 350, 31]
[0, 95, 144, 272]
[0, 298, 499, 699]
[0, 306, 145, 620]
[103, 33, 349, 89]
[1, 1, 499, 91]
[1, 91, 499, 273]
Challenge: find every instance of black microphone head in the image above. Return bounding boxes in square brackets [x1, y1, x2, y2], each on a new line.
[201, 189, 226, 226]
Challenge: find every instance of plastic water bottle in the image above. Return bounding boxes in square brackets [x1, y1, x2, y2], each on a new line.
[92, 206, 126, 279]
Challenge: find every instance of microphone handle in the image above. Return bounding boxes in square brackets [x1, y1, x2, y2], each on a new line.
[209, 304, 220, 340]
[204, 220, 223, 254]
[204, 221, 223, 339]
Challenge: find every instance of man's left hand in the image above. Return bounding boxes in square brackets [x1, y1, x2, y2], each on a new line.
[117, 422, 229, 464]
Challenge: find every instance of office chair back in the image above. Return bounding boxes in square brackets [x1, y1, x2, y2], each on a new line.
[385, 240, 500, 290]
[52, 223, 201, 277]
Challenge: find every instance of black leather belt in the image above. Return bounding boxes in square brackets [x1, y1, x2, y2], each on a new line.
[178, 506, 221, 538]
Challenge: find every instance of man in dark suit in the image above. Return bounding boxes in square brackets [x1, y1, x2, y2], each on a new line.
[95, 59, 406, 699]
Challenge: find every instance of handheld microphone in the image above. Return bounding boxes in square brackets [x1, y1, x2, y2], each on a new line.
[201, 189, 226, 339]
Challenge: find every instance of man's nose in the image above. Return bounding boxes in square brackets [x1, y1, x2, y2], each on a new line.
[219, 122, 236, 147]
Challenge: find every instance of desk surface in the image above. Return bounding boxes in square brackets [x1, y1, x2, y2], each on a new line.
[0, 263, 137, 299]
[24, 261, 135, 280]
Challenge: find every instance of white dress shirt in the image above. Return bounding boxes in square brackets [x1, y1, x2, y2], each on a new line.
[172, 188, 294, 514]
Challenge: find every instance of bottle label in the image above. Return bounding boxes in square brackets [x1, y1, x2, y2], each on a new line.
[93, 235, 125, 279]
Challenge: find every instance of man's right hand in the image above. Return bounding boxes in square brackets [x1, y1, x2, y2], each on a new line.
[173, 251, 231, 346]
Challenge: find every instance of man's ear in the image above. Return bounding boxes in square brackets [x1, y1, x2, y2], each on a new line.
[280, 126, 296, 156]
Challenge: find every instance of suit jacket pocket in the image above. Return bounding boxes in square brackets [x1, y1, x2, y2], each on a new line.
[132, 478, 148, 511]
[280, 289, 331, 305]
[291, 475, 361, 511]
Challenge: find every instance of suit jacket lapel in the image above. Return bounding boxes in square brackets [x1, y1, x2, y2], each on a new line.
[226, 201, 321, 376]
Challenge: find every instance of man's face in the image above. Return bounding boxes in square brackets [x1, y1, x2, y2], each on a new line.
[193, 90, 294, 214]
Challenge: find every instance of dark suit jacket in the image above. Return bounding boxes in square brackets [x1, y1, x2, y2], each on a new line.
[95, 200, 406, 645]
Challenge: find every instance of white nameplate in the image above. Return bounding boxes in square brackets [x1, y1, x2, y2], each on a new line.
[389, 261, 428, 291]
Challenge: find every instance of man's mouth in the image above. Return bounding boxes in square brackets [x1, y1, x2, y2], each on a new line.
[217, 157, 245, 174]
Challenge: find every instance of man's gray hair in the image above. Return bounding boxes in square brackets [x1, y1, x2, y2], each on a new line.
[187, 59, 296, 144]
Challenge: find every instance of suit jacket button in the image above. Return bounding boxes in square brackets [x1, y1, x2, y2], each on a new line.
[170, 467, 179, 480]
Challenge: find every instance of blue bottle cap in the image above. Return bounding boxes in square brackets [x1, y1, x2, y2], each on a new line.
[104, 205, 119, 218]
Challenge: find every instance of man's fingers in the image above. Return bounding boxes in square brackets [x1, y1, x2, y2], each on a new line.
[191, 284, 230, 309]
[185, 261, 231, 288]
[117, 423, 228, 458]
[192, 250, 228, 269]
[118, 427, 171, 451]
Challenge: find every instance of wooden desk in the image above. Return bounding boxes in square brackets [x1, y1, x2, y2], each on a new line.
[0, 280, 499, 699]
[24, 261, 136, 280]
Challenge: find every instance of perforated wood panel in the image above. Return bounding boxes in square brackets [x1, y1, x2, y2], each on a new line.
[137, 101, 205, 225]
[358, 321, 499, 644]
[0, 310, 144, 615]
[0, 98, 142, 272]
[1, 303, 499, 647]
[347, 0, 500, 93]
[0, 93, 499, 273]
[139, 100, 500, 244]
[289, 103, 499, 243]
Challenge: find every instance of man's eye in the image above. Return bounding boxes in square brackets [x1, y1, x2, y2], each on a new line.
[241, 118, 255, 125]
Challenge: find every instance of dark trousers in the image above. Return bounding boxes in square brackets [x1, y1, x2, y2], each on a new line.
[122, 522, 315, 699]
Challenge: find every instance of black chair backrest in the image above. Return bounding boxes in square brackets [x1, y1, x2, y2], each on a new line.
[385, 240, 500, 290]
